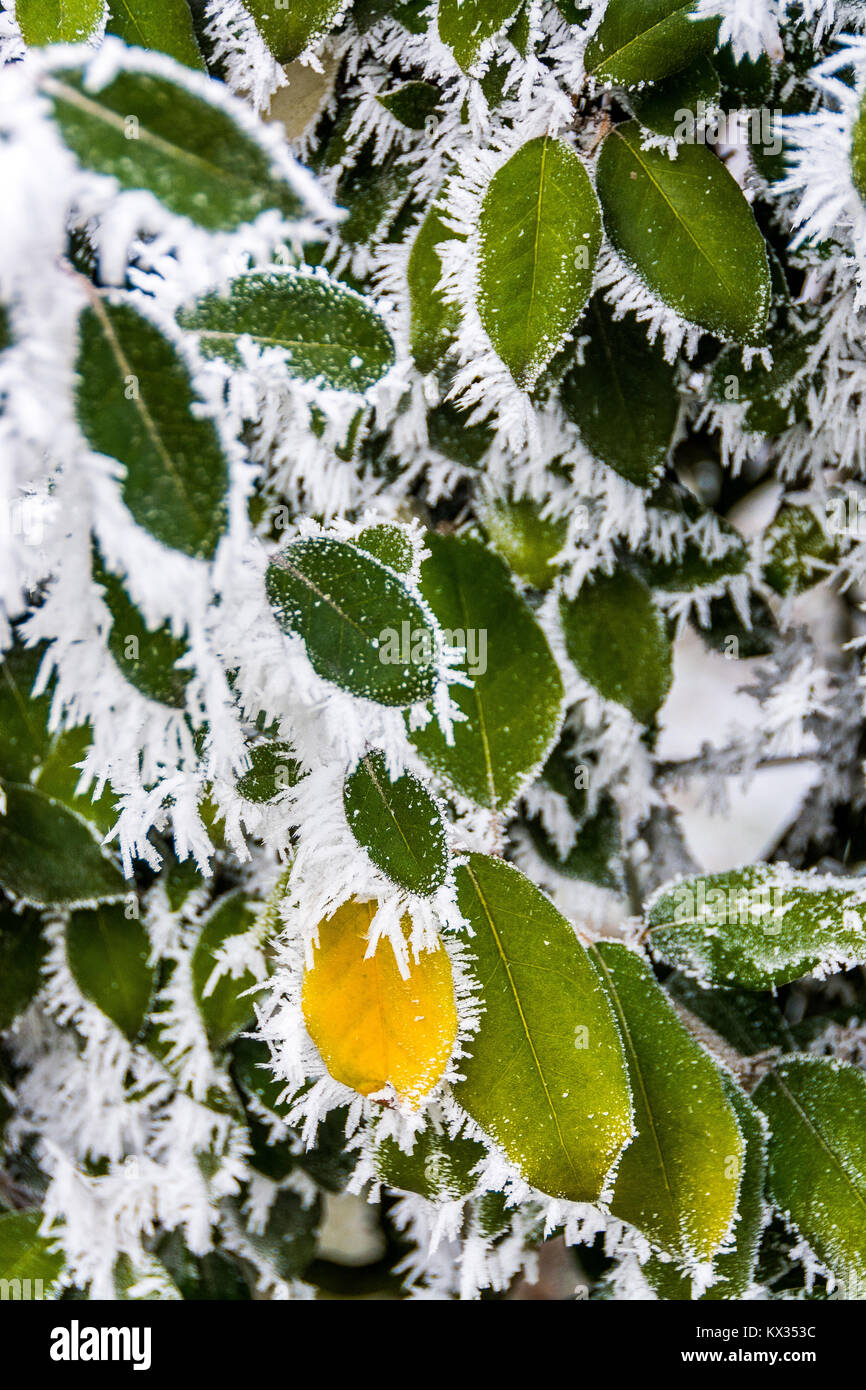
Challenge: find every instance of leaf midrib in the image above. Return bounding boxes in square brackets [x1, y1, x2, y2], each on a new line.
[769, 1067, 866, 1217]
[587, 3, 702, 76]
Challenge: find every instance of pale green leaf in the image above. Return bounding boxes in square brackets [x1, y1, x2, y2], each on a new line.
[454, 855, 633, 1203]
[476, 495, 567, 590]
[245, 0, 344, 63]
[0, 1212, 65, 1293]
[17, 0, 104, 44]
[106, 0, 205, 69]
[409, 533, 564, 810]
[477, 137, 601, 388]
[437, 0, 520, 71]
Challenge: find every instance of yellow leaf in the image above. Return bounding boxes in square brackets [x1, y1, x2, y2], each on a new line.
[302, 899, 458, 1105]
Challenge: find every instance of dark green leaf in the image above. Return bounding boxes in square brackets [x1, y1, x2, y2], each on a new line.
[585, 0, 719, 86]
[93, 547, 191, 707]
[437, 0, 521, 71]
[375, 1121, 486, 1199]
[236, 743, 299, 803]
[76, 300, 229, 560]
[354, 522, 415, 573]
[0, 1212, 65, 1293]
[191, 892, 262, 1048]
[378, 82, 440, 130]
[245, 0, 344, 62]
[560, 294, 679, 485]
[454, 855, 633, 1203]
[596, 123, 771, 345]
[66, 903, 155, 1040]
[0, 904, 47, 1030]
[343, 751, 448, 896]
[266, 538, 440, 707]
[629, 55, 720, 138]
[178, 271, 394, 391]
[409, 534, 564, 810]
[0, 784, 125, 908]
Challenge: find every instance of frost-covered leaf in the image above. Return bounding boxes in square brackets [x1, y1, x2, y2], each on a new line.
[266, 538, 440, 706]
[426, 399, 493, 466]
[437, 0, 521, 71]
[754, 1058, 866, 1291]
[245, 0, 345, 62]
[106, 0, 205, 68]
[584, 0, 719, 86]
[454, 855, 633, 1203]
[17, 0, 104, 45]
[709, 330, 818, 433]
[354, 522, 414, 573]
[114, 1251, 182, 1300]
[191, 891, 262, 1048]
[559, 568, 672, 724]
[0, 785, 125, 908]
[645, 866, 866, 989]
[476, 495, 567, 590]
[93, 547, 191, 707]
[66, 903, 155, 1040]
[665, 971, 794, 1056]
[646, 1077, 766, 1298]
[236, 742, 299, 803]
[76, 300, 229, 561]
[225, 1187, 318, 1280]
[407, 203, 461, 375]
[0, 1212, 64, 1292]
[527, 792, 623, 890]
[301, 898, 457, 1104]
[343, 751, 448, 897]
[375, 1121, 486, 1200]
[178, 271, 394, 391]
[409, 533, 564, 810]
[763, 505, 840, 597]
[42, 61, 305, 230]
[596, 123, 771, 345]
[0, 903, 47, 1030]
[589, 940, 742, 1264]
[477, 137, 601, 389]
[378, 81, 440, 130]
[560, 295, 678, 486]
[629, 55, 720, 138]
[851, 89, 866, 205]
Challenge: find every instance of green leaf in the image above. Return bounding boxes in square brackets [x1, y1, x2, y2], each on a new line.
[178, 271, 394, 392]
[378, 82, 440, 130]
[585, 0, 719, 86]
[75, 300, 229, 561]
[763, 505, 840, 597]
[66, 903, 155, 1040]
[559, 568, 672, 724]
[407, 204, 461, 375]
[454, 854, 633, 1203]
[596, 123, 771, 345]
[93, 547, 192, 707]
[225, 1187, 318, 1280]
[409, 534, 564, 810]
[0, 784, 125, 908]
[629, 55, 720, 138]
[236, 742, 299, 804]
[0, 904, 47, 1030]
[42, 62, 305, 231]
[191, 891, 262, 1048]
[477, 137, 602, 389]
[646, 1077, 767, 1298]
[245, 0, 345, 62]
[560, 295, 679, 486]
[589, 940, 743, 1264]
[645, 865, 866, 989]
[266, 538, 440, 707]
[437, 0, 521, 71]
[664, 971, 795, 1056]
[16, 0, 104, 44]
[709, 329, 819, 434]
[0, 1212, 64, 1293]
[754, 1058, 866, 1292]
[527, 793, 623, 891]
[426, 399, 493, 466]
[106, 0, 205, 69]
[354, 522, 415, 573]
[374, 1120, 487, 1200]
[476, 495, 567, 590]
[343, 751, 448, 897]
[231, 1036, 291, 1119]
